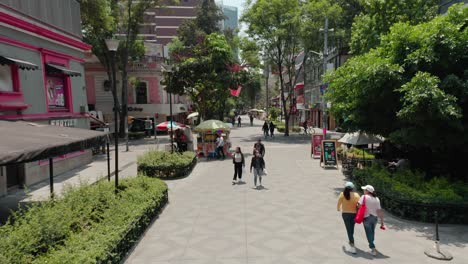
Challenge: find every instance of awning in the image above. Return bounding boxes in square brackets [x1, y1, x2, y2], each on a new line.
[0, 121, 107, 165]
[46, 63, 82, 77]
[0, 56, 39, 70]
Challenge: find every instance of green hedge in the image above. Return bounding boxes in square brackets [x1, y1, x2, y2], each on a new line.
[0, 177, 168, 264]
[353, 165, 468, 224]
[137, 151, 197, 179]
[272, 121, 301, 133]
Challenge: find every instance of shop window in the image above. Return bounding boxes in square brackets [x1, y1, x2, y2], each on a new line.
[135, 81, 148, 104]
[0, 64, 16, 92]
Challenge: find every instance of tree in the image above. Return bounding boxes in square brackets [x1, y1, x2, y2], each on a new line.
[325, 6, 468, 179]
[81, 0, 160, 137]
[242, 0, 303, 136]
[350, 0, 439, 55]
[166, 33, 236, 120]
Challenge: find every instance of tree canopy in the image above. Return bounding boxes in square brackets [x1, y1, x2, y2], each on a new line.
[325, 6, 468, 178]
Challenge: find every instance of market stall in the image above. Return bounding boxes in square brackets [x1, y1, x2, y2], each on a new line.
[193, 120, 231, 159]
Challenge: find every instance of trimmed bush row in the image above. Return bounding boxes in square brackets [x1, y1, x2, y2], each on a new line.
[137, 151, 197, 179]
[353, 165, 468, 224]
[0, 177, 168, 264]
[272, 121, 301, 133]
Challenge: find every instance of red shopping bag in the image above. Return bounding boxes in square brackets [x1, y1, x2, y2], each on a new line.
[355, 196, 366, 224]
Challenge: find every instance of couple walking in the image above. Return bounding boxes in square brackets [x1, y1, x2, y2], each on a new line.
[232, 140, 266, 188]
[262, 121, 275, 138]
[337, 182, 384, 256]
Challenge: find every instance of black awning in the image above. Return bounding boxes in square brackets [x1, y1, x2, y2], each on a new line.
[0, 56, 39, 70]
[46, 63, 82, 77]
[0, 120, 108, 165]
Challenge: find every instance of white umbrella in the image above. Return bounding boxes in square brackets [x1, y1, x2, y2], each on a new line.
[338, 132, 383, 145]
[187, 112, 199, 119]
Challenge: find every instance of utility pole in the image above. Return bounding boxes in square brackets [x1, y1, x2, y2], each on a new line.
[265, 63, 269, 113]
[320, 18, 333, 131]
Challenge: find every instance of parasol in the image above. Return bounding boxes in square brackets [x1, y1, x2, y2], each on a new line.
[193, 119, 231, 133]
[156, 121, 185, 131]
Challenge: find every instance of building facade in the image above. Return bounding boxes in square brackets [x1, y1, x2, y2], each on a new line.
[0, 0, 92, 197]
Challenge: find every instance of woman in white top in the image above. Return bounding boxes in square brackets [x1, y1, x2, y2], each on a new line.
[358, 185, 384, 256]
[232, 147, 245, 184]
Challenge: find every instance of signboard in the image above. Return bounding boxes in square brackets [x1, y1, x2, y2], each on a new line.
[322, 140, 338, 167]
[311, 134, 323, 158]
[46, 76, 65, 109]
[50, 119, 76, 127]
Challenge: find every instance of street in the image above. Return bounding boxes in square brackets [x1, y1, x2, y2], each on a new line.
[124, 116, 468, 264]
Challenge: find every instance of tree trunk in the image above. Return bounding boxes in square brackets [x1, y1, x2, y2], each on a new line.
[119, 65, 128, 138]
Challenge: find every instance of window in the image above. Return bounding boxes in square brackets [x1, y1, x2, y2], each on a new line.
[135, 82, 148, 104]
[0, 64, 14, 92]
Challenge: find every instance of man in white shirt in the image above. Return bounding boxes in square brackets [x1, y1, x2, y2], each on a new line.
[215, 134, 225, 160]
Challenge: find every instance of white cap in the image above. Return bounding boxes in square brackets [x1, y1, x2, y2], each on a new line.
[361, 185, 375, 193]
[345, 182, 354, 189]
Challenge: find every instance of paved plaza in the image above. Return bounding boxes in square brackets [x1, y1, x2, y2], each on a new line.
[125, 116, 468, 264]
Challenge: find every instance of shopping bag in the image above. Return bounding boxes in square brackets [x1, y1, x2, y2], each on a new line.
[355, 196, 366, 224]
[262, 169, 268, 176]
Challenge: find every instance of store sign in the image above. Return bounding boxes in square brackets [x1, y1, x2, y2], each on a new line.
[312, 134, 324, 158]
[322, 140, 338, 167]
[50, 119, 77, 127]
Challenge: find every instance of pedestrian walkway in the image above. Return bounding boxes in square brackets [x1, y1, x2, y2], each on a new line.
[125, 116, 468, 264]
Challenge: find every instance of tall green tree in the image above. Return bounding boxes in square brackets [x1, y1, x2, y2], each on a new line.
[81, 0, 160, 136]
[167, 33, 236, 120]
[325, 6, 468, 179]
[350, 0, 438, 55]
[242, 0, 303, 136]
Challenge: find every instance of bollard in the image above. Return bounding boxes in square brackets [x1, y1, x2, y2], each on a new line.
[424, 211, 453, 260]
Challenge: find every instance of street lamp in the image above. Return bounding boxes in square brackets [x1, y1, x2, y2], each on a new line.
[105, 38, 120, 191]
[161, 64, 174, 153]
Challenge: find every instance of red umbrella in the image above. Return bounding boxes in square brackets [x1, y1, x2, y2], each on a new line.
[156, 121, 185, 131]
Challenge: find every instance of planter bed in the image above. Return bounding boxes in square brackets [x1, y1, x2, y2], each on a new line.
[0, 177, 168, 264]
[137, 151, 197, 179]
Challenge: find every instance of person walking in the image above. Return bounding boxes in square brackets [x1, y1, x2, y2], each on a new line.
[250, 150, 266, 188]
[215, 133, 225, 160]
[337, 182, 361, 254]
[262, 121, 269, 139]
[237, 116, 242, 127]
[302, 121, 308, 135]
[358, 185, 384, 256]
[250, 114, 254, 126]
[253, 139, 265, 157]
[232, 147, 245, 184]
[269, 122, 275, 137]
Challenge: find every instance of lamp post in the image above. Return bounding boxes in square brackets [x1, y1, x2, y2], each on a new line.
[319, 17, 333, 132]
[161, 64, 174, 153]
[105, 38, 120, 191]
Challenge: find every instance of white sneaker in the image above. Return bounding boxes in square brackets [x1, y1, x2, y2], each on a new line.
[349, 245, 357, 254]
[371, 248, 377, 256]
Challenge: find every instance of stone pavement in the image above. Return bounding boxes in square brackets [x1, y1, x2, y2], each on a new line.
[124, 116, 468, 264]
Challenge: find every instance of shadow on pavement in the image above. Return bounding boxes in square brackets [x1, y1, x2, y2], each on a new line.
[341, 246, 390, 260]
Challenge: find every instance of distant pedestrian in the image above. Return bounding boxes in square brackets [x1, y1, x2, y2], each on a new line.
[253, 139, 265, 157]
[269, 122, 275, 137]
[237, 116, 242, 127]
[231, 116, 235, 127]
[337, 182, 361, 254]
[250, 114, 254, 126]
[262, 121, 269, 138]
[302, 121, 308, 135]
[232, 147, 245, 184]
[250, 150, 266, 188]
[215, 133, 225, 160]
[358, 185, 385, 256]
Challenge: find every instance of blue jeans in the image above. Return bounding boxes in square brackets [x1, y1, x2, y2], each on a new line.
[363, 215, 378, 249]
[253, 168, 262, 185]
[342, 213, 356, 244]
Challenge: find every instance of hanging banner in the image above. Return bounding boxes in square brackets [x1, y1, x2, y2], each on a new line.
[312, 134, 324, 158]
